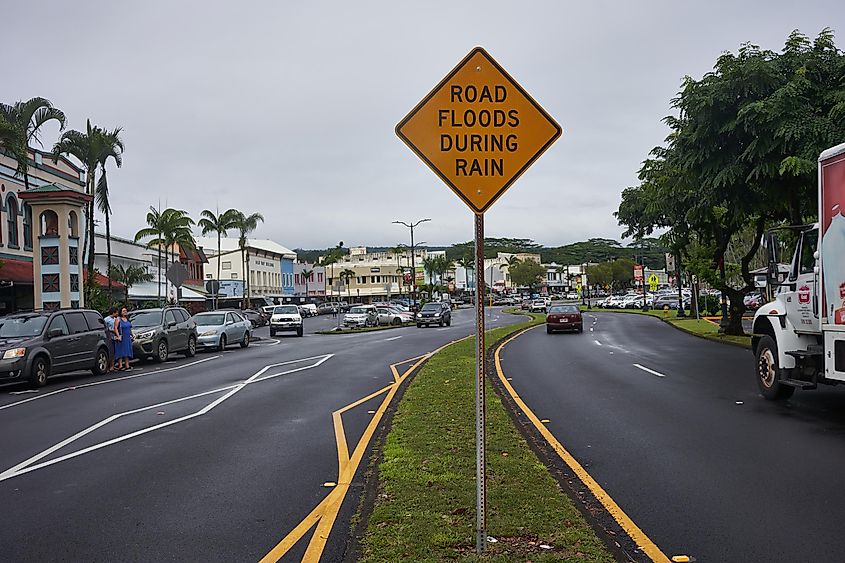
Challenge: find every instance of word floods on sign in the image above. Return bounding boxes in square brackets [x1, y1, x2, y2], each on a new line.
[396, 47, 562, 214]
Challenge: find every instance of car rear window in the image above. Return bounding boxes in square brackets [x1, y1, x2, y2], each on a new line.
[549, 305, 579, 314]
[65, 311, 90, 334]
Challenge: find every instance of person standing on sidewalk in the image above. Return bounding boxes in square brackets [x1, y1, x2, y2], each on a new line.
[114, 307, 134, 371]
[104, 307, 118, 372]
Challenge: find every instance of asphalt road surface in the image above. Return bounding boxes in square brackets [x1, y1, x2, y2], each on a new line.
[0, 306, 522, 562]
[499, 311, 845, 562]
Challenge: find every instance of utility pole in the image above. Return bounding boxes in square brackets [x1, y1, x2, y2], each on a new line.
[392, 219, 431, 311]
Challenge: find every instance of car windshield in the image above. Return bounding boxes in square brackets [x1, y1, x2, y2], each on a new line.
[549, 305, 578, 314]
[129, 311, 162, 327]
[0, 316, 47, 338]
[274, 306, 299, 314]
[195, 314, 225, 326]
[421, 304, 441, 311]
[349, 307, 369, 314]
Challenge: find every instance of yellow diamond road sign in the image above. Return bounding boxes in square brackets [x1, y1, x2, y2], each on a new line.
[396, 47, 562, 214]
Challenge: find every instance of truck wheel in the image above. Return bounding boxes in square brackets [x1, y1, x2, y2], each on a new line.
[756, 335, 794, 400]
[297, 327, 303, 337]
[270, 329, 276, 337]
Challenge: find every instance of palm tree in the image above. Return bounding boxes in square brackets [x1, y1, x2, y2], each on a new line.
[322, 241, 344, 303]
[230, 211, 264, 309]
[134, 206, 168, 305]
[53, 120, 102, 273]
[456, 253, 474, 295]
[161, 209, 195, 304]
[1, 97, 66, 190]
[500, 255, 521, 287]
[197, 208, 238, 309]
[302, 268, 314, 298]
[340, 268, 356, 303]
[421, 256, 437, 285]
[109, 264, 153, 305]
[390, 244, 407, 298]
[94, 127, 124, 295]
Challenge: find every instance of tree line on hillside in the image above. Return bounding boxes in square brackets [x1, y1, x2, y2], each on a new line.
[616, 29, 845, 335]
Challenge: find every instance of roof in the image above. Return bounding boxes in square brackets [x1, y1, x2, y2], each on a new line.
[195, 237, 297, 259]
[0, 258, 35, 284]
[19, 182, 92, 203]
[82, 270, 125, 288]
[820, 142, 845, 162]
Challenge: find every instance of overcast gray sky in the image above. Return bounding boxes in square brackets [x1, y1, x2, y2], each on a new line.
[6, 1, 841, 250]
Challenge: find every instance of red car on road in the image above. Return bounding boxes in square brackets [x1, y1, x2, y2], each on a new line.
[546, 304, 583, 333]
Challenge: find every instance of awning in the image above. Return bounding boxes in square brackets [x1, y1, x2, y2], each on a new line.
[0, 259, 34, 284]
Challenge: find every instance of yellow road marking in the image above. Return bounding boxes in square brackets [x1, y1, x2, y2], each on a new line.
[262, 336, 475, 562]
[494, 326, 671, 563]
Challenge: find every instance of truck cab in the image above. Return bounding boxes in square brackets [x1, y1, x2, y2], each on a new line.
[753, 142, 845, 399]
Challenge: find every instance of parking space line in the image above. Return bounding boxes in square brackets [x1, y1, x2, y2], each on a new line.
[633, 363, 666, 378]
[494, 326, 671, 563]
[0, 355, 221, 412]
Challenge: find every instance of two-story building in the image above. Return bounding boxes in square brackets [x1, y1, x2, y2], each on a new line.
[0, 147, 88, 312]
[293, 263, 326, 299]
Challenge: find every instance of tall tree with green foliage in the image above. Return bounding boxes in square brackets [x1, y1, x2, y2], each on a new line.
[1, 97, 66, 190]
[197, 208, 239, 309]
[94, 127, 124, 295]
[617, 29, 845, 335]
[231, 211, 264, 308]
[109, 263, 153, 304]
[508, 260, 546, 290]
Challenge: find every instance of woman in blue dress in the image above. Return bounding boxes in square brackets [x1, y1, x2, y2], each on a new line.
[114, 306, 133, 371]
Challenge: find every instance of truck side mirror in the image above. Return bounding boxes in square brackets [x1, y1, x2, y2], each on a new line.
[766, 231, 780, 286]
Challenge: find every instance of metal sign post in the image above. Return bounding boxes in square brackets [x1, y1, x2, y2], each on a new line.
[395, 46, 561, 553]
[473, 212, 487, 552]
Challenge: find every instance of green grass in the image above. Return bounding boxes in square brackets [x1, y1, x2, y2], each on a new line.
[584, 307, 752, 349]
[316, 323, 412, 335]
[358, 312, 614, 563]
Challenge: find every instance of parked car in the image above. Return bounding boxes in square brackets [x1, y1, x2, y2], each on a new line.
[129, 307, 198, 362]
[416, 302, 452, 327]
[565, 292, 579, 300]
[521, 298, 532, 310]
[317, 302, 337, 315]
[269, 305, 303, 337]
[240, 309, 266, 328]
[0, 309, 111, 387]
[546, 304, 583, 333]
[653, 294, 682, 310]
[193, 310, 251, 351]
[344, 305, 379, 328]
[529, 299, 547, 313]
[744, 291, 765, 310]
[376, 306, 408, 326]
[300, 303, 318, 317]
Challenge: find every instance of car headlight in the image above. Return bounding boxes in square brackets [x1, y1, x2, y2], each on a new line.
[2, 347, 26, 360]
[135, 330, 155, 339]
[416, 313, 422, 318]
[433, 313, 441, 317]
[200, 329, 218, 337]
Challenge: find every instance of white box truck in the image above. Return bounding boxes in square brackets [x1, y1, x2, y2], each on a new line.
[753, 142, 845, 399]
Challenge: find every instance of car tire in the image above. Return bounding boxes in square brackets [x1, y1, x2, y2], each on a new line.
[446, 318, 451, 327]
[439, 320, 444, 327]
[392, 318, 401, 326]
[28, 355, 50, 388]
[756, 335, 794, 400]
[155, 339, 169, 363]
[185, 336, 197, 358]
[270, 329, 276, 337]
[217, 334, 227, 352]
[240, 332, 250, 348]
[92, 347, 109, 376]
[416, 323, 422, 328]
[297, 327, 303, 337]
[546, 326, 552, 334]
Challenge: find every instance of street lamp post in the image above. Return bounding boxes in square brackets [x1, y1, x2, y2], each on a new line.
[393, 219, 431, 311]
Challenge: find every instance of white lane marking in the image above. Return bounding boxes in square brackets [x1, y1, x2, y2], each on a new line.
[594, 340, 602, 346]
[0, 356, 221, 412]
[253, 338, 282, 347]
[382, 336, 403, 342]
[633, 363, 666, 378]
[0, 354, 333, 481]
[9, 390, 38, 395]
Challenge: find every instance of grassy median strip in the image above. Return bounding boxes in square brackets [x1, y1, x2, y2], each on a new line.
[583, 307, 752, 349]
[358, 313, 614, 562]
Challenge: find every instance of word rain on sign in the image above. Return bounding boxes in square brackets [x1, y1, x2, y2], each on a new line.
[396, 47, 561, 214]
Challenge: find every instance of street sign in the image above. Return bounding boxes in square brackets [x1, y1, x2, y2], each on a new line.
[396, 47, 562, 214]
[166, 263, 189, 288]
[396, 46, 561, 555]
[648, 273, 659, 291]
[665, 253, 676, 272]
[633, 264, 644, 281]
[576, 283, 582, 293]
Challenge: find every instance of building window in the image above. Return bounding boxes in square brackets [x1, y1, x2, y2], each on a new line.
[222, 261, 231, 270]
[41, 246, 59, 265]
[22, 203, 32, 249]
[42, 273, 59, 293]
[39, 210, 59, 236]
[6, 195, 19, 247]
[70, 300, 79, 309]
[43, 301, 60, 311]
[68, 210, 79, 237]
[231, 274, 237, 279]
[70, 274, 79, 292]
[69, 246, 78, 265]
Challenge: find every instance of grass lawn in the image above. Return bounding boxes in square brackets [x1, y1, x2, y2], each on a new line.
[583, 307, 752, 349]
[358, 312, 615, 562]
